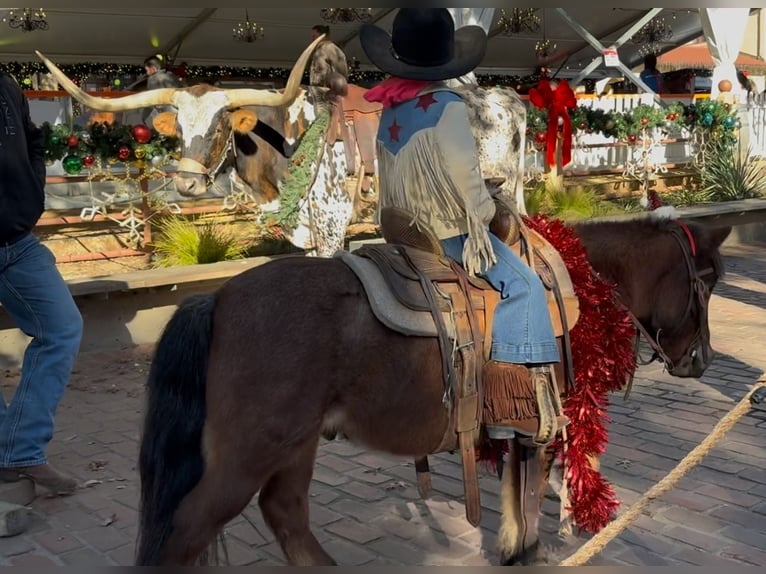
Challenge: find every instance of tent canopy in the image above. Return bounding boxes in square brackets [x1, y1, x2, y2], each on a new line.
[657, 41, 766, 74]
[0, 7, 707, 79]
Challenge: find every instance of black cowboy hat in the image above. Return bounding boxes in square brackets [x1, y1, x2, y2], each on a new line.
[359, 8, 487, 81]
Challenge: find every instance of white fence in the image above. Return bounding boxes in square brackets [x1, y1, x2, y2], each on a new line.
[524, 93, 764, 181]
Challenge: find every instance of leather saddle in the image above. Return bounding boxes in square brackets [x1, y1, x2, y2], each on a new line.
[336, 194, 580, 527]
[326, 84, 382, 180]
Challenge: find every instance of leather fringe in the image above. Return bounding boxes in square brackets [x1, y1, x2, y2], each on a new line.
[482, 360, 538, 423]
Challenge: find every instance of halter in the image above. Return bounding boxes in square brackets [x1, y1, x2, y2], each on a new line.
[622, 221, 718, 398]
[176, 133, 235, 186]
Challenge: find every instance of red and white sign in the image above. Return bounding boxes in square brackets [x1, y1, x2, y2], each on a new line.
[603, 48, 620, 67]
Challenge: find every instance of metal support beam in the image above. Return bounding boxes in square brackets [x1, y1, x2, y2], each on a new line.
[337, 9, 396, 48]
[159, 8, 218, 61]
[557, 8, 665, 106]
[571, 8, 662, 85]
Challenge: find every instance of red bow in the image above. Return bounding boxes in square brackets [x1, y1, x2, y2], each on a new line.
[529, 79, 577, 168]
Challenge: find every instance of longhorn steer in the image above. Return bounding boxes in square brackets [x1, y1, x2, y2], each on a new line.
[39, 38, 528, 257]
[37, 36, 354, 256]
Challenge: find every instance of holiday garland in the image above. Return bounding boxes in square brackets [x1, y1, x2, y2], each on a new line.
[6, 59, 566, 92]
[263, 108, 330, 232]
[477, 214, 637, 534]
[41, 122, 180, 173]
[527, 99, 739, 146]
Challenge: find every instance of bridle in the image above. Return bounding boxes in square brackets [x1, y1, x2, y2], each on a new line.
[175, 133, 235, 187]
[622, 221, 719, 397]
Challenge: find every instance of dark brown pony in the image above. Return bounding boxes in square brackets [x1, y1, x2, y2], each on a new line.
[135, 217, 730, 566]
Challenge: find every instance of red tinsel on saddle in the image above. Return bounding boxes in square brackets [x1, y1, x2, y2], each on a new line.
[476, 214, 637, 534]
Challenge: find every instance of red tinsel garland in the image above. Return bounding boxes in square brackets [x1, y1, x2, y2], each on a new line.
[476, 214, 637, 534]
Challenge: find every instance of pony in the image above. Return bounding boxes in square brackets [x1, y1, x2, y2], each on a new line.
[135, 216, 730, 566]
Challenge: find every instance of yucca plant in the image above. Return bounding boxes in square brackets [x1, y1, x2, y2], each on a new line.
[700, 139, 766, 201]
[523, 181, 548, 216]
[152, 217, 247, 267]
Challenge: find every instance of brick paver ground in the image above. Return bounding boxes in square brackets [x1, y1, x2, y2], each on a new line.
[1, 242, 764, 566]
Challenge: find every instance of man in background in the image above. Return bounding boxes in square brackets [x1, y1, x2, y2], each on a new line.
[639, 53, 664, 94]
[141, 55, 183, 124]
[0, 71, 82, 499]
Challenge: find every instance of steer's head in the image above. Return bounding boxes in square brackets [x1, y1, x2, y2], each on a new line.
[36, 35, 324, 197]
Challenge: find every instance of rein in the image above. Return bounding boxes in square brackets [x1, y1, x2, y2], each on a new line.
[622, 221, 715, 399]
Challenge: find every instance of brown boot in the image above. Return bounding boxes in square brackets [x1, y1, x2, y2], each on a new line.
[0, 464, 78, 496]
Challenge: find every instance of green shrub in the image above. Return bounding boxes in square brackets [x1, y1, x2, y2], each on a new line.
[152, 217, 246, 267]
[700, 140, 766, 201]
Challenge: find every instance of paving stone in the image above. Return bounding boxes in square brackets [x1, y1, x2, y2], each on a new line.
[76, 525, 133, 552]
[32, 529, 84, 555]
[0, 535, 36, 557]
[60, 547, 115, 566]
[321, 537, 379, 566]
[10, 553, 61, 566]
[326, 518, 385, 545]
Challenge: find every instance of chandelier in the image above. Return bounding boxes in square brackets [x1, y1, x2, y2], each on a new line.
[496, 8, 540, 35]
[233, 9, 264, 43]
[632, 17, 673, 56]
[535, 39, 557, 60]
[3, 8, 48, 32]
[319, 9, 373, 24]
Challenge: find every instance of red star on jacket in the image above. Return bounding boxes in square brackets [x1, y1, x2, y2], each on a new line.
[415, 93, 437, 112]
[388, 118, 402, 142]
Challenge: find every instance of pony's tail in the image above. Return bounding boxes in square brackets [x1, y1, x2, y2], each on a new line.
[136, 293, 216, 565]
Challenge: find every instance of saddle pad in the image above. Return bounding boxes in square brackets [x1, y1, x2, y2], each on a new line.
[337, 251, 456, 339]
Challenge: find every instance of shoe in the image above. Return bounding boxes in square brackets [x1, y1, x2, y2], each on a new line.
[0, 464, 78, 496]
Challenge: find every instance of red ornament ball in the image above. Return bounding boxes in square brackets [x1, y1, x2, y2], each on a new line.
[118, 146, 132, 161]
[66, 135, 79, 148]
[578, 122, 587, 130]
[83, 154, 95, 167]
[534, 131, 547, 143]
[131, 124, 152, 144]
[628, 134, 637, 143]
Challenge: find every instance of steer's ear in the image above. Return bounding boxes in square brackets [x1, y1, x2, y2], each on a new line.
[152, 112, 178, 136]
[230, 109, 258, 134]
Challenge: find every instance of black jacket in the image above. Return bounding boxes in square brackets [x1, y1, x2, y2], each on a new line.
[0, 72, 46, 245]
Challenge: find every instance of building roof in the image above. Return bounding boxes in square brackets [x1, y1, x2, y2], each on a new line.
[657, 41, 766, 74]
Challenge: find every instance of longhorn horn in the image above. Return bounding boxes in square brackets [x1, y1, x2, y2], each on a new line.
[224, 34, 324, 109]
[35, 50, 177, 112]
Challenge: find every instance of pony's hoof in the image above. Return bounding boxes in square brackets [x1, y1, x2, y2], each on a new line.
[500, 541, 552, 566]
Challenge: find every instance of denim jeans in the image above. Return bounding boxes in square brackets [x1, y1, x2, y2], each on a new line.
[440, 231, 560, 365]
[0, 233, 83, 467]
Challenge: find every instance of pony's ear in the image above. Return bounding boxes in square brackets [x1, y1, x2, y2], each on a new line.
[708, 225, 732, 250]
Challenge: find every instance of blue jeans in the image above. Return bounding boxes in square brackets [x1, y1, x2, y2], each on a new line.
[0, 233, 83, 468]
[441, 232, 560, 365]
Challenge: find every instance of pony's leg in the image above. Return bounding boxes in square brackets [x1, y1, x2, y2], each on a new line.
[258, 437, 336, 566]
[162, 463, 261, 565]
[498, 438, 548, 565]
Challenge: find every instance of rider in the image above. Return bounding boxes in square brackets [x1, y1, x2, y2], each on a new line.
[360, 8, 564, 440]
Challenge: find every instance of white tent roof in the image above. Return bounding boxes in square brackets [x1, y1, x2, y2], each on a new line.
[0, 7, 707, 78]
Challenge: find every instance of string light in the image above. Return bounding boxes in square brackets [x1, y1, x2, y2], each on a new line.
[8, 59, 580, 92]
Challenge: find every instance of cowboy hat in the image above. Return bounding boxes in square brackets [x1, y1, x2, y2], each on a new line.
[360, 8, 487, 81]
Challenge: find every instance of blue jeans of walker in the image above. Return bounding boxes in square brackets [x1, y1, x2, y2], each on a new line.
[0, 233, 83, 468]
[440, 232, 560, 366]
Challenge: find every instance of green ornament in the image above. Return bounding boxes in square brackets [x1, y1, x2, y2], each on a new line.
[50, 134, 61, 145]
[62, 154, 84, 175]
